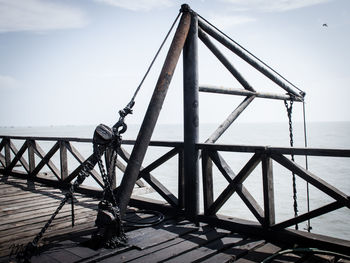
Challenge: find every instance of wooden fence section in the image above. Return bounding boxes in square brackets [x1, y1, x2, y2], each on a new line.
[1, 136, 350, 242]
[198, 143, 350, 231]
[0, 136, 151, 196]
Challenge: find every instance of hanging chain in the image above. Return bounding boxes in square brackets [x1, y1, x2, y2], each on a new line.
[284, 99, 294, 149]
[96, 149, 126, 245]
[284, 99, 299, 230]
[14, 150, 102, 262]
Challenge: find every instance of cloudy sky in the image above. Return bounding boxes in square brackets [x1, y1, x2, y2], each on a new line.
[0, 0, 349, 127]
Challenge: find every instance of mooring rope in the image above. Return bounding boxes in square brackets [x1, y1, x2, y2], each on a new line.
[130, 11, 181, 103]
[124, 210, 165, 227]
[303, 101, 312, 232]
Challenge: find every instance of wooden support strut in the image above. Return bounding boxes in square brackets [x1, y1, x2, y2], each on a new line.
[262, 153, 275, 228]
[199, 85, 301, 102]
[116, 8, 191, 217]
[198, 27, 255, 92]
[198, 17, 303, 100]
[59, 140, 68, 181]
[205, 95, 255, 144]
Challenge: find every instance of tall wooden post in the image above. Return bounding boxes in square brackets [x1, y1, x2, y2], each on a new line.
[183, 7, 199, 219]
[27, 140, 35, 174]
[202, 149, 213, 215]
[178, 149, 185, 209]
[4, 138, 11, 167]
[262, 153, 275, 228]
[116, 9, 191, 216]
[59, 141, 68, 181]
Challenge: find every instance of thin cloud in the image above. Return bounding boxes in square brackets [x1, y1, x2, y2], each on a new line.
[94, 0, 173, 11]
[208, 14, 256, 30]
[0, 75, 18, 90]
[221, 0, 332, 12]
[0, 0, 88, 33]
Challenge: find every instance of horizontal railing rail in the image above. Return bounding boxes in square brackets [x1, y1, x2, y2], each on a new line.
[1, 135, 349, 239]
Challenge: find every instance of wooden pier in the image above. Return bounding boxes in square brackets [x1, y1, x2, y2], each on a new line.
[1, 4, 350, 262]
[2, 176, 349, 263]
[1, 136, 350, 262]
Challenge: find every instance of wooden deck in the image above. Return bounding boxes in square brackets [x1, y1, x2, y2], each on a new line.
[1, 176, 349, 263]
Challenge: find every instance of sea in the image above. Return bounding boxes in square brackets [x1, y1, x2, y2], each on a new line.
[1, 121, 349, 241]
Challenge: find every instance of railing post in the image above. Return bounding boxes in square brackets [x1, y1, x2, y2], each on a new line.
[60, 141, 68, 181]
[202, 149, 213, 215]
[178, 148, 185, 209]
[27, 140, 35, 175]
[4, 138, 11, 168]
[183, 7, 199, 219]
[262, 152, 275, 228]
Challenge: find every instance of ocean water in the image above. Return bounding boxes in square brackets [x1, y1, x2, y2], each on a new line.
[1, 121, 349, 240]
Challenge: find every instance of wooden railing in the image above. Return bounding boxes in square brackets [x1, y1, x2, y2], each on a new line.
[199, 143, 350, 231]
[1, 135, 349, 236]
[0, 136, 181, 198]
[0, 136, 103, 187]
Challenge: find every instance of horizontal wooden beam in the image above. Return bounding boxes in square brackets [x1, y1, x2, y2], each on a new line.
[0, 136, 184, 149]
[268, 147, 350, 157]
[199, 85, 301, 101]
[0, 135, 92, 143]
[4, 135, 347, 158]
[197, 143, 350, 157]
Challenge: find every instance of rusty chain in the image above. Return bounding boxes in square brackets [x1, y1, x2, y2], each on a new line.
[284, 99, 299, 230]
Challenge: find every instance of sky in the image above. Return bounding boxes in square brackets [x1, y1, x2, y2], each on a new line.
[0, 0, 349, 127]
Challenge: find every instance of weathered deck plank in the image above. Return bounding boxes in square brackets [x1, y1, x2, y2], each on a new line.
[1, 176, 349, 263]
[125, 227, 230, 263]
[99, 225, 215, 263]
[163, 233, 245, 263]
[200, 238, 265, 263]
[0, 177, 99, 260]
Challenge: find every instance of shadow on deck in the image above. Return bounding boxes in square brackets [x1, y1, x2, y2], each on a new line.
[1, 176, 350, 263]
